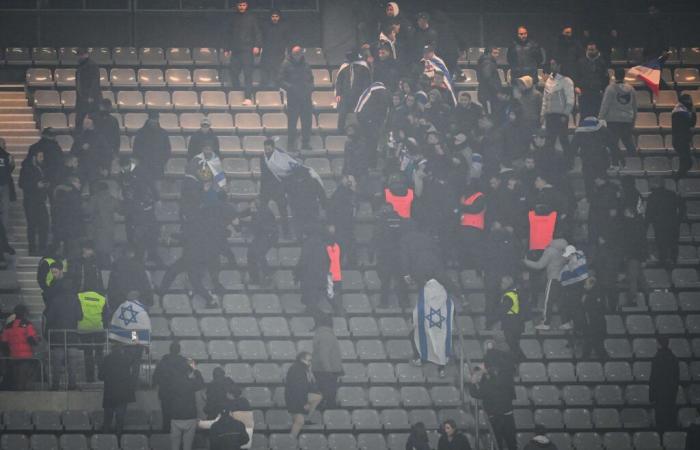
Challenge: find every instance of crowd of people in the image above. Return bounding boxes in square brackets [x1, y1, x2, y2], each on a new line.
[0, 0, 699, 449]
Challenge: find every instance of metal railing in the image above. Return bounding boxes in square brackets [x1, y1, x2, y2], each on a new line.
[0, 356, 45, 389]
[0, 0, 319, 12]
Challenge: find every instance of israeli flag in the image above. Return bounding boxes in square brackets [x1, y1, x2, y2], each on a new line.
[354, 82, 387, 113]
[109, 299, 152, 345]
[422, 55, 457, 105]
[413, 279, 454, 366]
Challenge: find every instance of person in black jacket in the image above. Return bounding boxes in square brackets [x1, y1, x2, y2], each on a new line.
[0, 138, 16, 232]
[295, 225, 330, 314]
[573, 42, 609, 119]
[246, 199, 279, 286]
[75, 48, 102, 134]
[107, 244, 153, 310]
[203, 367, 234, 420]
[328, 175, 357, 266]
[168, 359, 204, 450]
[225, 0, 262, 102]
[437, 419, 472, 450]
[279, 46, 314, 151]
[477, 47, 503, 114]
[374, 204, 408, 308]
[672, 94, 697, 179]
[19, 150, 50, 255]
[686, 414, 700, 450]
[373, 43, 400, 93]
[94, 99, 120, 160]
[286, 166, 326, 239]
[355, 81, 390, 162]
[645, 177, 683, 268]
[469, 362, 517, 450]
[619, 206, 648, 306]
[579, 276, 608, 359]
[335, 50, 372, 130]
[26, 128, 64, 189]
[44, 269, 82, 390]
[132, 111, 171, 181]
[51, 176, 83, 256]
[187, 117, 220, 160]
[260, 9, 289, 88]
[507, 26, 544, 83]
[650, 336, 680, 431]
[67, 239, 104, 294]
[71, 115, 111, 186]
[100, 343, 136, 433]
[286, 351, 322, 438]
[153, 341, 189, 432]
[413, 12, 439, 63]
[406, 421, 431, 450]
[259, 139, 290, 236]
[554, 25, 583, 78]
[206, 406, 249, 450]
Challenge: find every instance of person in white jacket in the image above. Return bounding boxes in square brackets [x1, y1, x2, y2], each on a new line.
[541, 58, 575, 162]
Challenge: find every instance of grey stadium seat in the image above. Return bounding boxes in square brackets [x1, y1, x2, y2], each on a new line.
[201, 91, 229, 110]
[192, 47, 219, 65]
[352, 409, 381, 430]
[32, 410, 62, 431]
[27, 68, 54, 87]
[117, 91, 145, 111]
[145, 91, 173, 111]
[90, 435, 118, 450]
[30, 434, 59, 450]
[110, 68, 137, 87]
[166, 47, 192, 65]
[194, 68, 221, 87]
[165, 68, 193, 87]
[400, 386, 432, 408]
[1, 435, 29, 450]
[61, 410, 92, 431]
[171, 91, 199, 111]
[338, 387, 369, 408]
[4, 411, 32, 430]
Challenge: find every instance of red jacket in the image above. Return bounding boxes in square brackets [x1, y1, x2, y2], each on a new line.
[1, 319, 38, 358]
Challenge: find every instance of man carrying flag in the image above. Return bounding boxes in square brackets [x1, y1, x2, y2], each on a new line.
[626, 54, 667, 97]
[412, 278, 454, 378]
[421, 44, 457, 106]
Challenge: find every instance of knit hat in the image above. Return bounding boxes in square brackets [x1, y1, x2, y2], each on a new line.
[386, 2, 399, 17]
[562, 245, 577, 257]
[516, 75, 534, 90]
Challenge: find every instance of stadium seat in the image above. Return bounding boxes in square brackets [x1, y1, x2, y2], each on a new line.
[138, 68, 165, 87]
[110, 68, 137, 87]
[338, 387, 369, 408]
[166, 68, 193, 87]
[563, 409, 592, 429]
[192, 47, 219, 65]
[380, 409, 409, 430]
[145, 91, 173, 111]
[34, 90, 61, 109]
[32, 410, 62, 431]
[256, 91, 284, 110]
[1, 435, 29, 450]
[235, 112, 263, 132]
[209, 112, 235, 132]
[33, 46, 58, 64]
[54, 68, 76, 87]
[430, 386, 461, 407]
[27, 68, 54, 87]
[312, 69, 332, 88]
[548, 362, 576, 382]
[621, 408, 651, 428]
[117, 91, 145, 111]
[194, 68, 221, 87]
[357, 340, 387, 360]
[519, 362, 548, 383]
[563, 385, 593, 406]
[6, 47, 32, 65]
[674, 68, 700, 88]
[166, 47, 192, 65]
[534, 409, 564, 429]
[60, 91, 76, 109]
[90, 435, 118, 450]
[531, 385, 561, 406]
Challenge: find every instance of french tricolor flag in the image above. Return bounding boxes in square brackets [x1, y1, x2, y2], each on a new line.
[627, 56, 665, 96]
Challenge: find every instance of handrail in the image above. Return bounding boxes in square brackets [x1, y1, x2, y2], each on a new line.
[454, 304, 481, 449]
[0, 356, 45, 389]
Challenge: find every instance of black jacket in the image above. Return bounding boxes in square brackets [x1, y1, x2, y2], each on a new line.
[26, 138, 64, 186]
[469, 369, 515, 416]
[71, 128, 111, 173]
[227, 11, 262, 52]
[477, 54, 502, 100]
[209, 414, 249, 450]
[250, 204, 279, 244]
[19, 159, 48, 203]
[94, 111, 121, 157]
[100, 347, 136, 408]
[279, 55, 314, 103]
[44, 279, 83, 344]
[107, 255, 153, 308]
[582, 286, 607, 336]
[650, 347, 680, 406]
[672, 104, 697, 148]
[646, 187, 683, 230]
[261, 20, 290, 66]
[335, 61, 372, 105]
[554, 35, 583, 77]
[187, 129, 220, 160]
[399, 229, 444, 283]
[373, 57, 400, 92]
[295, 234, 329, 289]
[507, 38, 544, 80]
[68, 255, 104, 294]
[0, 147, 15, 189]
[619, 215, 648, 261]
[132, 123, 171, 177]
[374, 207, 403, 263]
[437, 432, 472, 450]
[204, 377, 234, 419]
[51, 183, 84, 240]
[153, 353, 189, 395]
[169, 368, 205, 420]
[285, 360, 315, 412]
[328, 184, 355, 232]
[76, 58, 102, 107]
[573, 54, 609, 94]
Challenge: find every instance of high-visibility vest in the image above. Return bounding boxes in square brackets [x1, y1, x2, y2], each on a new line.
[460, 192, 485, 230]
[528, 210, 557, 250]
[384, 188, 414, 218]
[42, 257, 68, 288]
[502, 290, 520, 315]
[77, 291, 106, 331]
[327, 243, 342, 282]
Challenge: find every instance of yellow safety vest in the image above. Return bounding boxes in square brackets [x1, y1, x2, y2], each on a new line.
[77, 291, 106, 331]
[503, 290, 520, 315]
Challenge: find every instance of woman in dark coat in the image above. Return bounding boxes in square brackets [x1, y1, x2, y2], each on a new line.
[406, 421, 431, 450]
[100, 343, 136, 433]
[437, 419, 472, 450]
[285, 351, 322, 438]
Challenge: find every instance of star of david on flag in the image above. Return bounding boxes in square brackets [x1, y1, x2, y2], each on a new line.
[413, 279, 454, 366]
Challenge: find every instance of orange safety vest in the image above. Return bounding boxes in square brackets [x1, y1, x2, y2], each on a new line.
[385, 188, 414, 218]
[529, 210, 557, 250]
[460, 192, 485, 230]
[327, 243, 342, 282]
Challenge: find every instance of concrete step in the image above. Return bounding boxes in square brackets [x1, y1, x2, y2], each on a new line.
[0, 103, 31, 111]
[0, 121, 37, 130]
[0, 92, 27, 100]
[0, 114, 34, 122]
[0, 128, 39, 136]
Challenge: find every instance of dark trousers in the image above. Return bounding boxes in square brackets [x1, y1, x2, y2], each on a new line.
[314, 371, 339, 409]
[337, 99, 356, 131]
[159, 393, 172, 432]
[125, 216, 160, 263]
[75, 100, 98, 134]
[260, 189, 289, 233]
[230, 50, 255, 99]
[160, 256, 223, 303]
[287, 98, 313, 148]
[301, 283, 325, 310]
[653, 224, 679, 266]
[80, 332, 105, 382]
[675, 141, 693, 178]
[582, 332, 607, 359]
[625, 258, 646, 304]
[578, 91, 603, 119]
[542, 279, 562, 325]
[607, 121, 636, 159]
[545, 113, 573, 164]
[490, 412, 517, 450]
[24, 198, 49, 253]
[654, 402, 677, 431]
[248, 236, 273, 283]
[378, 263, 409, 308]
[561, 283, 585, 326]
[502, 316, 525, 361]
[103, 404, 127, 433]
[11, 359, 36, 390]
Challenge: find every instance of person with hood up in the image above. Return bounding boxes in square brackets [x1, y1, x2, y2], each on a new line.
[513, 75, 543, 133]
[599, 67, 637, 158]
[524, 425, 559, 450]
[373, 42, 400, 92]
[225, 0, 262, 104]
[406, 421, 431, 450]
[477, 47, 503, 114]
[19, 149, 50, 256]
[312, 312, 343, 409]
[132, 111, 171, 181]
[279, 45, 314, 151]
[260, 9, 289, 88]
[553, 25, 583, 77]
[573, 42, 610, 119]
[523, 238, 568, 330]
[507, 26, 545, 83]
[413, 12, 439, 62]
[286, 165, 326, 239]
[541, 58, 575, 161]
[334, 50, 372, 130]
[672, 93, 697, 179]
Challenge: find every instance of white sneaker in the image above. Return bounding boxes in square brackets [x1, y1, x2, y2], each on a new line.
[535, 323, 551, 331]
[411, 358, 423, 367]
[559, 322, 573, 330]
[242, 98, 253, 106]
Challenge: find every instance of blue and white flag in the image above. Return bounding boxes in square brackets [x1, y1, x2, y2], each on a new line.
[109, 299, 152, 345]
[413, 279, 454, 366]
[421, 55, 457, 105]
[354, 82, 387, 113]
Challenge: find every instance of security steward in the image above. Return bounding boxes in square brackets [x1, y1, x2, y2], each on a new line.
[456, 184, 486, 268]
[77, 290, 108, 383]
[497, 275, 525, 361]
[384, 173, 414, 219]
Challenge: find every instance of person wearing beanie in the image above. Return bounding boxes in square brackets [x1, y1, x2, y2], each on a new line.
[514, 75, 543, 133]
[672, 93, 697, 178]
[523, 426, 559, 450]
[599, 67, 637, 157]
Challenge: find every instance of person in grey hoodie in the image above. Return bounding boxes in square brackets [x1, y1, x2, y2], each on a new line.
[523, 238, 568, 330]
[523, 426, 559, 450]
[514, 75, 543, 133]
[599, 67, 637, 157]
[311, 312, 343, 409]
[541, 59, 575, 160]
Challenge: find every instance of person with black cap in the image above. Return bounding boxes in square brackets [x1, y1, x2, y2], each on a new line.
[26, 128, 64, 188]
[334, 50, 371, 130]
[75, 48, 102, 134]
[672, 93, 697, 179]
[19, 148, 50, 256]
[187, 117, 220, 160]
[279, 45, 314, 151]
[225, 0, 261, 104]
[132, 111, 171, 181]
[260, 8, 289, 88]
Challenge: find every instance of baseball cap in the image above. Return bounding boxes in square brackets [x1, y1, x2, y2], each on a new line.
[562, 245, 577, 257]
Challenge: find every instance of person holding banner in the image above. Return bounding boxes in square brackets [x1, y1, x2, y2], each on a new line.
[411, 278, 454, 378]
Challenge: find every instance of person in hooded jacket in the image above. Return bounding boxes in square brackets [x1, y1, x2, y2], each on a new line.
[469, 361, 517, 450]
[507, 26, 545, 82]
[0, 304, 39, 390]
[280, 45, 314, 150]
[246, 199, 279, 286]
[599, 67, 637, 158]
[374, 203, 409, 308]
[328, 175, 357, 266]
[19, 150, 50, 256]
[524, 238, 568, 330]
[203, 367, 234, 420]
[477, 47, 503, 114]
[100, 342, 136, 433]
[523, 426, 559, 450]
[132, 111, 171, 181]
[334, 50, 372, 131]
[68, 239, 104, 294]
[406, 421, 431, 450]
[286, 351, 323, 438]
[579, 276, 608, 359]
[672, 93, 697, 179]
[373, 42, 400, 92]
[260, 9, 289, 88]
[513, 75, 542, 133]
[168, 359, 205, 450]
[286, 166, 326, 239]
